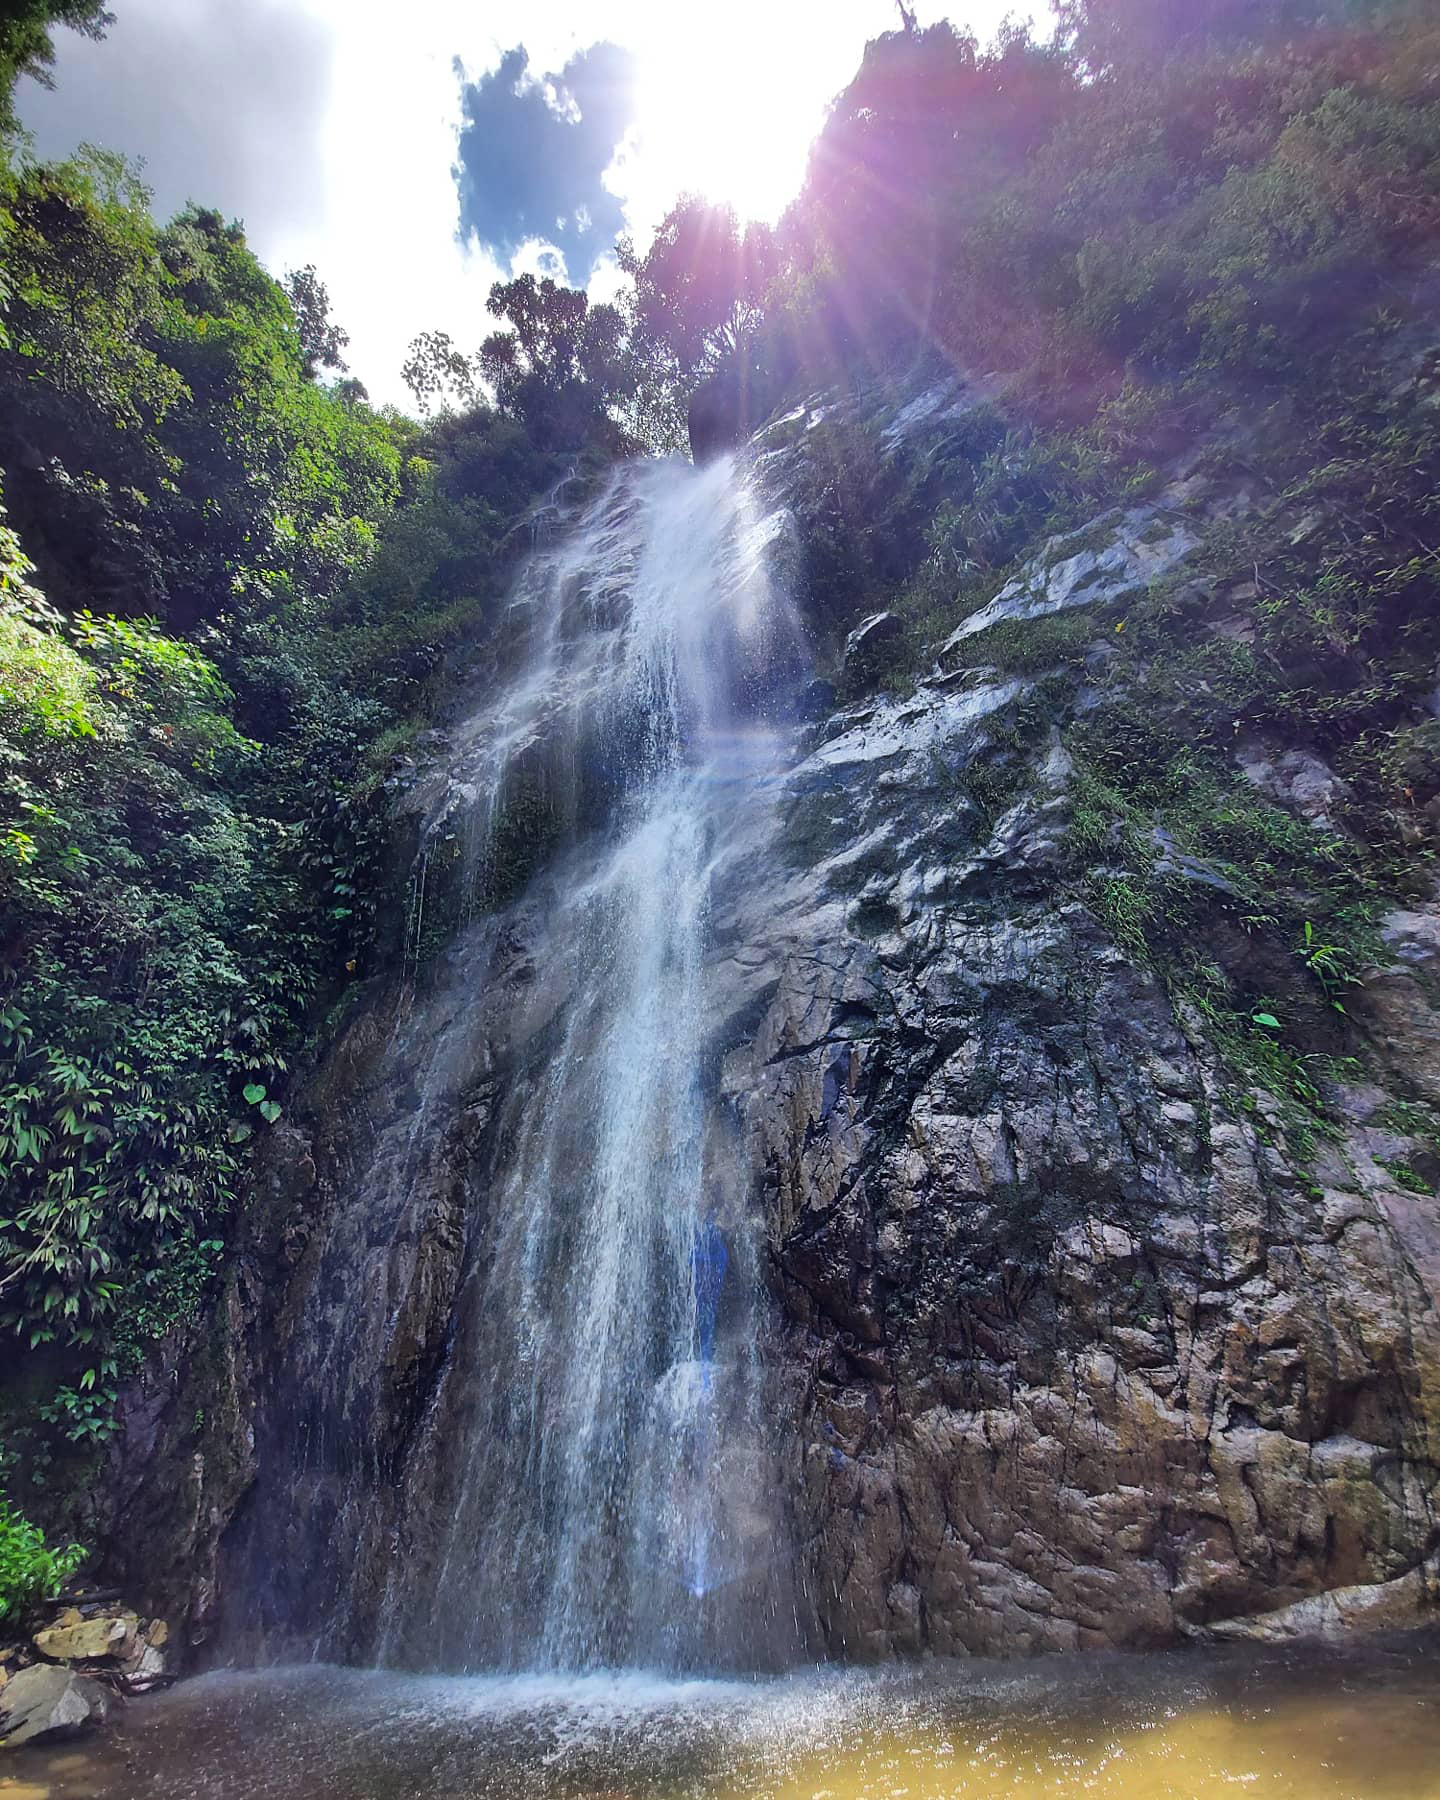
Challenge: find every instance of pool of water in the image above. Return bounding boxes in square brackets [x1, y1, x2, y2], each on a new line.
[7, 1635, 1440, 1799]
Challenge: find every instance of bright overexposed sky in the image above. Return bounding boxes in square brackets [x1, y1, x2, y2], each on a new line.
[18, 0, 1038, 407]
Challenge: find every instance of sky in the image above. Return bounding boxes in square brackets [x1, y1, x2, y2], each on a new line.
[16, 0, 1033, 408]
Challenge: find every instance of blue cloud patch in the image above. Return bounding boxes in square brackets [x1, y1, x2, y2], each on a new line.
[453, 42, 635, 286]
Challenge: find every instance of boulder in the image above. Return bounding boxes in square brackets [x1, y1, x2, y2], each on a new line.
[124, 1644, 166, 1691]
[32, 1612, 136, 1663]
[0, 1663, 108, 1747]
[843, 612, 904, 681]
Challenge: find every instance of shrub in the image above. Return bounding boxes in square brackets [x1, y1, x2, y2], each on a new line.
[0, 1495, 83, 1622]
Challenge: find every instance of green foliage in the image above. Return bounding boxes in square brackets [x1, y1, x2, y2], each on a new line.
[1376, 1097, 1440, 1149]
[0, 157, 404, 626]
[283, 263, 349, 379]
[0, 132, 575, 1452]
[1017, 354, 1440, 1126]
[0, 0, 109, 134]
[724, 5, 1440, 440]
[0, 517, 95, 741]
[110, 1228, 223, 1375]
[404, 273, 638, 453]
[0, 1494, 83, 1621]
[38, 1380, 117, 1446]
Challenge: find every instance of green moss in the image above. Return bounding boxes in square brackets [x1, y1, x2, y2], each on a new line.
[481, 773, 563, 911]
[1376, 1098, 1440, 1149]
[1057, 693, 1385, 1138]
[1381, 1160, 1434, 1196]
[950, 607, 1099, 675]
[958, 758, 1029, 830]
[404, 773, 564, 975]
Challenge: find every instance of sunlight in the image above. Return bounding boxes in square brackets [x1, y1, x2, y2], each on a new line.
[631, 16, 820, 224]
[624, 0, 1025, 227]
[623, 1, 908, 227]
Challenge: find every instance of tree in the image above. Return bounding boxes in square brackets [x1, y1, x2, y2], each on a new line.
[400, 330, 476, 416]
[803, 22, 1069, 301]
[400, 277, 632, 447]
[619, 199, 774, 386]
[1054, 0, 1384, 69]
[284, 264, 350, 378]
[479, 273, 629, 427]
[0, 0, 110, 132]
[0, 162, 401, 630]
[479, 274, 632, 448]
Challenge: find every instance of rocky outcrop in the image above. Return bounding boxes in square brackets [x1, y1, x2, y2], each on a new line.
[32, 1615, 134, 1662]
[843, 611, 904, 683]
[1355, 905, 1440, 1111]
[19, 1602, 169, 1690]
[711, 679, 1440, 1655]
[0, 1595, 169, 1751]
[935, 480, 1217, 653]
[99, 363, 1440, 1672]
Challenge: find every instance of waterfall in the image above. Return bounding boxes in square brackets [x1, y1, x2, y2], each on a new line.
[238, 451, 807, 1675]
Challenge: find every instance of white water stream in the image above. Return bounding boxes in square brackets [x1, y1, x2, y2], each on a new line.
[363, 452, 805, 1671]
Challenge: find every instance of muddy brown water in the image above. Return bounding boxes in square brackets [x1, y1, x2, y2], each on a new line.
[5, 1634, 1440, 1799]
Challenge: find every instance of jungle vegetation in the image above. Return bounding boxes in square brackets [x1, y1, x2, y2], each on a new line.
[0, 0, 1437, 1605]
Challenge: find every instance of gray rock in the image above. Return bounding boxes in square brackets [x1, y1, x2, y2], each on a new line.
[1198, 1555, 1440, 1642]
[1237, 745, 1352, 830]
[843, 611, 904, 679]
[125, 1644, 167, 1691]
[0, 1663, 109, 1747]
[936, 493, 1204, 655]
[1354, 898, 1440, 1107]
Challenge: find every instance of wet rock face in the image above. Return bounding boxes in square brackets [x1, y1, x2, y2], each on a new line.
[710, 670, 1440, 1658]
[106, 370, 1440, 1669]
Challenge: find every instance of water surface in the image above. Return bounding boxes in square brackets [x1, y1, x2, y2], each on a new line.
[10, 1635, 1440, 1799]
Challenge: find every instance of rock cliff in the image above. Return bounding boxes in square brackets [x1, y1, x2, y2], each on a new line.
[103, 350, 1440, 1667]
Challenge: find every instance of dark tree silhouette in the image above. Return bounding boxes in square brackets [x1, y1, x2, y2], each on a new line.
[284, 264, 350, 379]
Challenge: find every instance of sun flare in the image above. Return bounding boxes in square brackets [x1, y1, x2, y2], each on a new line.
[628, 4, 863, 226]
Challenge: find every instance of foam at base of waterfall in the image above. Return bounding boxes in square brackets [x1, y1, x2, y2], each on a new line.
[48, 1641, 1440, 1800]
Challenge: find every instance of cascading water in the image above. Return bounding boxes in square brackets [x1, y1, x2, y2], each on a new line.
[235, 450, 808, 1675]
